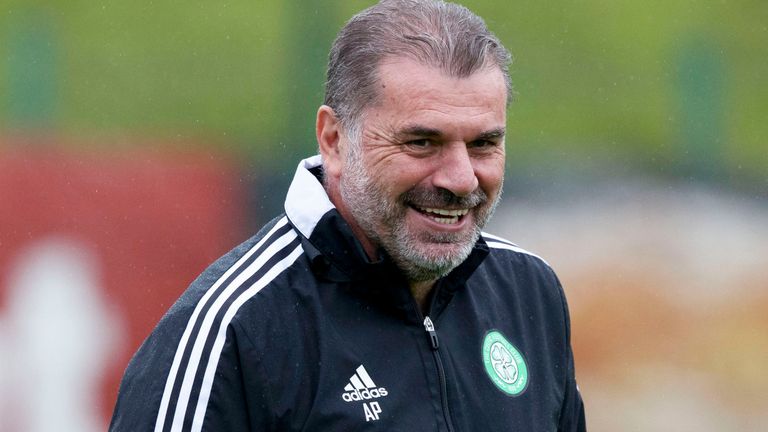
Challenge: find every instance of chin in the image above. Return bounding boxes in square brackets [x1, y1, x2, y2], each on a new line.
[392, 240, 475, 281]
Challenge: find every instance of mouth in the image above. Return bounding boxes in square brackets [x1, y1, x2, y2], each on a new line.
[411, 205, 470, 225]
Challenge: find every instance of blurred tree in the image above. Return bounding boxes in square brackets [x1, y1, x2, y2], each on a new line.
[279, 2, 338, 157]
[677, 36, 724, 181]
[6, 8, 57, 130]
[0, 0, 765, 184]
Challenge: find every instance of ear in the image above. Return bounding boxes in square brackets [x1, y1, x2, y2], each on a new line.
[316, 105, 344, 180]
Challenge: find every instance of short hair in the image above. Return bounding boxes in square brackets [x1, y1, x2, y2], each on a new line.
[324, 0, 513, 141]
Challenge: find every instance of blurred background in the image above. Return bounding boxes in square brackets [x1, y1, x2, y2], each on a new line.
[1, 0, 766, 430]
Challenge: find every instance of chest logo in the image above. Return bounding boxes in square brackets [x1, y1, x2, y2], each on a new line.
[341, 364, 388, 422]
[482, 330, 528, 396]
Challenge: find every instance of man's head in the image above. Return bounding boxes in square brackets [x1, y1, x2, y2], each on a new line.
[324, 0, 512, 143]
[317, 0, 511, 284]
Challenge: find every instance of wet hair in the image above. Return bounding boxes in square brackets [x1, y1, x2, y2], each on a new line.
[324, 0, 513, 143]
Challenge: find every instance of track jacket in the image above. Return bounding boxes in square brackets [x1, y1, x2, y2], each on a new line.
[111, 155, 586, 431]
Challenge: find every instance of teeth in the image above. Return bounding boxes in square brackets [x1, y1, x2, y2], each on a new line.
[432, 216, 458, 225]
[414, 206, 470, 224]
[419, 207, 469, 217]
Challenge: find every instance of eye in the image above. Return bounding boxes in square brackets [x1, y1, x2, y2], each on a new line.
[468, 139, 496, 148]
[406, 138, 432, 148]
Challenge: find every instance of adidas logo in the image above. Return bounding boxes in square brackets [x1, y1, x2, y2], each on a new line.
[341, 364, 388, 402]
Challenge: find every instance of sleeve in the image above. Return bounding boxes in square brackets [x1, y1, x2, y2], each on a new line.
[110, 319, 274, 431]
[109, 312, 190, 431]
[110, 233, 278, 431]
[558, 343, 587, 431]
[556, 277, 587, 432]
[196, 323, 271, 431]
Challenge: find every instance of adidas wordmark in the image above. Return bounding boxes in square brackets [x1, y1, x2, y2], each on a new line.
[341, 365, 388, 402]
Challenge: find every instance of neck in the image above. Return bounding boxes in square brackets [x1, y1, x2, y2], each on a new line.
[324, 180, 380, 261]
[324, 178, 440, 313]
[410, 279, 437, 315]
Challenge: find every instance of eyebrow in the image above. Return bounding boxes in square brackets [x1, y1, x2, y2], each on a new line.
[395, 125, 506, 141]
[395, 125, 443, 140]
[475, 127, 506, 141]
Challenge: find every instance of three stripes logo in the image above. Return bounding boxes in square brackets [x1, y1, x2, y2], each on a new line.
[341, 365, 388, 421]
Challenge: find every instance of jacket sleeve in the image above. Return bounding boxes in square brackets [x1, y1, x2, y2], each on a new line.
[111, 232, 280, 431]
[558, 343, 587, 431]
[111, 321, 274, 432]
[193, 323, 268, 431]
[556, 278, 587, 432]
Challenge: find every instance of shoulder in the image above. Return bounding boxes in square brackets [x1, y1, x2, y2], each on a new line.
[166, 215, 305, 318]
[111, 215, 310, 430]
[481, 231, 553, 271]
[163, 214, 312, 353]
[476, 231, 571, 331]
[477, 231, 565, 305]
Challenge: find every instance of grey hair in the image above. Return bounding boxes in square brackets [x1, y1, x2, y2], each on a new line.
[324, 0, 513, 145]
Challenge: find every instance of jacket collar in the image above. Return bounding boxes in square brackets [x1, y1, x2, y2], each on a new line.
[284, 155, 489, 311]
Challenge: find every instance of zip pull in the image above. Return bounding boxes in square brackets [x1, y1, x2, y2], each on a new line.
[423, 316, 440, 350]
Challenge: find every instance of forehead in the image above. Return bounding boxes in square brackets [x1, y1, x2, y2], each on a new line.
[369, 57, 507, 134]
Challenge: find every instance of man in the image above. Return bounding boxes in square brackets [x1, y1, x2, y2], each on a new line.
[111, 1, 586, 430]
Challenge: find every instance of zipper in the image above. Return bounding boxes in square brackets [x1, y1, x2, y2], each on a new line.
[421, 315, 456, 432]
[423, 316, 439, 349]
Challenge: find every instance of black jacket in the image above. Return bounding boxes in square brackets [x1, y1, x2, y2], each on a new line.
[111, 155, 586, 431]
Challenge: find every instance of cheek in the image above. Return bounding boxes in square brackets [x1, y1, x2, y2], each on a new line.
[475, 156, 505, 192]
[371, 159, 425, 193]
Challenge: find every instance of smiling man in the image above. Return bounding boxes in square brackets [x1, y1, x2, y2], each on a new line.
[111, 1, 586, 431]
[321, 57, 508, 309]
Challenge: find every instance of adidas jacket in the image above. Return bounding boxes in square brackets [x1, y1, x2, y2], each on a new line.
[110, 155, 586, 431]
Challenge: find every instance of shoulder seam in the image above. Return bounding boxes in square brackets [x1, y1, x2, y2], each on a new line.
[482, 232, 551, 267]
[152, 216, 305, 432]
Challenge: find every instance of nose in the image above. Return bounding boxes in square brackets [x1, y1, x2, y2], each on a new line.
[432, 143, 479, 197]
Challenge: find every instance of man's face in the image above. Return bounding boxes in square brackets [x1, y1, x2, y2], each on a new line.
[338, 57, 507, 281]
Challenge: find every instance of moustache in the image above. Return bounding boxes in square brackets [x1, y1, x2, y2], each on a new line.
[401, 186, 487, 209]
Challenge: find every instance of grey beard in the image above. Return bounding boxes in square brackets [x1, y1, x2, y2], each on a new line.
[339, 150, 501, 283]
[389, 228, 478, 282]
